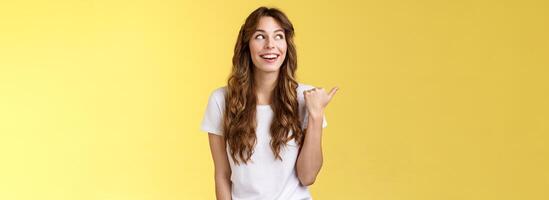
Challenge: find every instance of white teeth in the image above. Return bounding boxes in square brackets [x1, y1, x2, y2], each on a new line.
[260, 54, 278, 59]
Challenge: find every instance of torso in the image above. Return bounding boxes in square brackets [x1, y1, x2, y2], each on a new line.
[215, 83, 317, 200]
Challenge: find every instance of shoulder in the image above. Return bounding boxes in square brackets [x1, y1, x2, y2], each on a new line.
[205, 86, 228, 111]
[209, 86, 227, 101]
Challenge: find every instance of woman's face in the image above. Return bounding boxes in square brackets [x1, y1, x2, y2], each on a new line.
[249, 16, 287, 73]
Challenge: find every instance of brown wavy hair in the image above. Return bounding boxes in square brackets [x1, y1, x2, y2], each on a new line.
[223, 7, 303, 165]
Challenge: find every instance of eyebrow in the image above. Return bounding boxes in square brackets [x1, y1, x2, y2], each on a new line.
[254, 29, 284, 33]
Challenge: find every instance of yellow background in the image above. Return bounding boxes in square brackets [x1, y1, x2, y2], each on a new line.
[1, 0, 548, 199]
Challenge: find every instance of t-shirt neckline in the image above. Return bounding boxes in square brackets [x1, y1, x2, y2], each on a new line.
[257, 104, 272, 109]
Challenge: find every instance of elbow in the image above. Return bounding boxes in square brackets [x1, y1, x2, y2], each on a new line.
[296, 162, 322, 186]
[298, 174, 317, 186]
[214, 169, 231, 181]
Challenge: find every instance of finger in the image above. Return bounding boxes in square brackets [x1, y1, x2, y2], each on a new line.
[328, 87, 338, 99]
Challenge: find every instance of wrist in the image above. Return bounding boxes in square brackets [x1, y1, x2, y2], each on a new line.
[308, 110, 324, 121]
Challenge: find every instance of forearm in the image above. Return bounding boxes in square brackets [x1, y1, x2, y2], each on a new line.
[214, 173, 232, 200]
[296, 113, 324, 186]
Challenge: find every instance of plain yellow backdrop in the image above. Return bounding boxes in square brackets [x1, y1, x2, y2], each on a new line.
[1, 0, 548, 199]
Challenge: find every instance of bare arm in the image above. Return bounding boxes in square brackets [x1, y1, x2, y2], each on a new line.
[296, 86, 338, 186]
[208, 133, 232, 200]
[296, 113, 324, 186]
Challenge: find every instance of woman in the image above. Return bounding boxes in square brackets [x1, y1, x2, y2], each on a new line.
[200, 7, 338, 200]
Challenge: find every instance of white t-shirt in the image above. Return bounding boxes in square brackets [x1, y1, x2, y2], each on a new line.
[200, 83, 327, 200]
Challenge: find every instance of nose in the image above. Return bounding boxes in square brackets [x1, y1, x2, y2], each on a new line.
[264, 37, 275, 49]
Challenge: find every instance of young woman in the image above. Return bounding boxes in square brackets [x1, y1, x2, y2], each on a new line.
[200, 7, 338, 200]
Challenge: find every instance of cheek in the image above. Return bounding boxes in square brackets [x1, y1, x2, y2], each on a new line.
[249, 41, 262, 55]
[279, 43, 288, 56]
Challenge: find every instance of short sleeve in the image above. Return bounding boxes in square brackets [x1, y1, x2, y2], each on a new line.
[200, 89, 225, 136]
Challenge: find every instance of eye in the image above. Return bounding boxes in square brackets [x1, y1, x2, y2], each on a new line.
[275, 34, 284, 40]
[255, 34, 265, 39]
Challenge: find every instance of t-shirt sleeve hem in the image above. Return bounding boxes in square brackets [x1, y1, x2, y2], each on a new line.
[201, 125, 223, 136]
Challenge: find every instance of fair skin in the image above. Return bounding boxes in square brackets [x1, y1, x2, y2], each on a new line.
[250, 16, 287, 103]
[208, 16, 338, 199]
[208, 134, 232, 200]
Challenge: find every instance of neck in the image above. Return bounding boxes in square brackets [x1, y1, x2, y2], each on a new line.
[254, 70, 279, 105]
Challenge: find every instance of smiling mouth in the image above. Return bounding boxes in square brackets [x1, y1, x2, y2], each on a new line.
[259, 53, 279, 61]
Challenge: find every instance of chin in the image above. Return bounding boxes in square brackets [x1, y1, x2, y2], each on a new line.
[255, 63, 282, 73]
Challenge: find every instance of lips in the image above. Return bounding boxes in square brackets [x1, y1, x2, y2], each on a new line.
[259, 53, 280, 63]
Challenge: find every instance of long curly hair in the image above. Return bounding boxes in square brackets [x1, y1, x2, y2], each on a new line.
[223, 7, 303, 165]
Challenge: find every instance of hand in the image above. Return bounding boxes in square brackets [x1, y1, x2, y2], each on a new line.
[303, 86, 338, 118]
